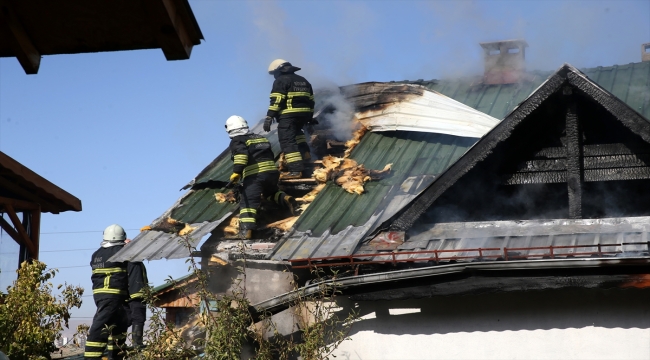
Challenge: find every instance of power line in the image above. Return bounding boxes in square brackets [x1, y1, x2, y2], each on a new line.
[51, 265, 87, 269]
[40, 248, 96, 252]
[41, 229, 140, 235]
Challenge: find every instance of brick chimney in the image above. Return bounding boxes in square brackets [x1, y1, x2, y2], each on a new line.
[480, 39, 528, 84]
[642, 43, 650, 62]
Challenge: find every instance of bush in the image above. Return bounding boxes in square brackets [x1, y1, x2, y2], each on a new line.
[0, 260, 83, 360]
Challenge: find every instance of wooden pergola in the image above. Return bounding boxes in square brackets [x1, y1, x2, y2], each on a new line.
[0, 0, 204, 74]
[0, 151, 81, 261]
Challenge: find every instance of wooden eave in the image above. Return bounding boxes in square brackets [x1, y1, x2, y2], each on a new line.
[0, 151, 81, 214]
[0, 0, 204, 74]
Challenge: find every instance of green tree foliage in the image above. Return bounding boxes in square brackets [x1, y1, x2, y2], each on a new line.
[0, 260, 84, 360]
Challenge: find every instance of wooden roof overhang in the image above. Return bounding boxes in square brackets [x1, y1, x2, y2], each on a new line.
[0, 0, 204, 74]
[0, 151, 81, 261]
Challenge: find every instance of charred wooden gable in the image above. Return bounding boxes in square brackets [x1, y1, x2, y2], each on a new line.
[392, 64, 650, 229]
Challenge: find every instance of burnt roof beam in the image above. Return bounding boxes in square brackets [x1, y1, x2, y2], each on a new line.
[0, 0, 40, 74]
[564, 89, 583, 219]
[144, 0, 195, 60]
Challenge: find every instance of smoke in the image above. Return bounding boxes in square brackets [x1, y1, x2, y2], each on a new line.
[313, 84, 356, 141]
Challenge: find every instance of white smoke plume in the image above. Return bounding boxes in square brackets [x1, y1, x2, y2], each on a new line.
[313, 83, 356, 141]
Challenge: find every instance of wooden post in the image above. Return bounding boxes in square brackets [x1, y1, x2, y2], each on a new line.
[30, 207, 41, 260]
[565, 87, 583, 219]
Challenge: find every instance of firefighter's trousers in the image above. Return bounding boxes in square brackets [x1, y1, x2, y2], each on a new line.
[84, 297, 129, 359]
[278, 116, 311, 172]
[239, 171, 290, 230]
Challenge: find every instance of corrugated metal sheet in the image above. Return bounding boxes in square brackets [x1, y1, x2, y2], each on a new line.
[271, 61, 650, 261]
[109, 219, 226, 262]
[356, 217, 650, 263]
[349, 83, 499, 137]
[271, 131, 477, 260]
[411, 61, 650, 121]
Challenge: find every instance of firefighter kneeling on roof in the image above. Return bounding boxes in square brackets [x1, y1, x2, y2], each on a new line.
[226, 115, 298, 239]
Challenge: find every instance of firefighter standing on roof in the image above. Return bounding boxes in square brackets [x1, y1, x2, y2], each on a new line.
[226, 115, 297, 239]
[264, 59, 316, 179]
[84, 224, 130, 360]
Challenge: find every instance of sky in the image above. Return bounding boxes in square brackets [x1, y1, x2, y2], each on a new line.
[0, 0, 648, 324]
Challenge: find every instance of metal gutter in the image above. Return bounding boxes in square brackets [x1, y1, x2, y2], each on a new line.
[250, 256, 650, 319]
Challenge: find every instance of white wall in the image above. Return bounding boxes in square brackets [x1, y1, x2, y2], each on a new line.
[332, 288, 650, 360]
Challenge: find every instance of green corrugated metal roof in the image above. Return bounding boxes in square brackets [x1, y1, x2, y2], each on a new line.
[152, 272, 195, 294]
[171, 188, 237, 224]
[293, 131, 476, 237]
[167, 61, 650, 257]
[403, 62, 650, 121]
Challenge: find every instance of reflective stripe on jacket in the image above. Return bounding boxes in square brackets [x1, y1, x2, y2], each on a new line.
[90, 246, 128, 299]
[230, 134, 278, 179]
[267, 73, 315, 119]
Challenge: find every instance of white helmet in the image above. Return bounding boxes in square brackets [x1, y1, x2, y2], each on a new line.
[103, 224, 126, 241]
[268, 59, 289, 74]
[225, 115, 249, 133]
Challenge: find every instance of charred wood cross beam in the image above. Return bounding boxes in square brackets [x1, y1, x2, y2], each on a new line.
[564, 87, 583, 219]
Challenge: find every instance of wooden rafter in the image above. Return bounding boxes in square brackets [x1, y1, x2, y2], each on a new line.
[144, 0, 194, 60]
[0, 0, 40, 74]
[565, 94, 583, 219]
[5, 204, 37, 259]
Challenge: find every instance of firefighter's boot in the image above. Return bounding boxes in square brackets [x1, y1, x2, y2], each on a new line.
[283, 195, 299, 216]
[280, 171, 302, 180]
[238, 228, 253, 240]
[132, 324, 144, 349]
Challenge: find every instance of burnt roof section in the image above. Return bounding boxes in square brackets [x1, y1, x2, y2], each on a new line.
[0, 151, 81, 213]
[0, 0, 204, 74]
[391, 63, 650, 232]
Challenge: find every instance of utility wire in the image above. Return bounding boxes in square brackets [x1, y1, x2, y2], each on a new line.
[51, 265, 88, 269]
[41, 229, 140, 234]
[40, 248, 96, 252]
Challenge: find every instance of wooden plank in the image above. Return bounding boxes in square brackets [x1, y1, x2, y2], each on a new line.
[0, 216, 27, 253]
[143, 0, 195, 60]
[532, 143, 650, 160]
[583, 154, 650, 169]
[584, 167, 650, 182]
[565, 100, 582, 219]
[5, 204, 37, 259]
[0, 0, 40, 74]
[515, 159, 566, 172]
[503, 171, 566, 185]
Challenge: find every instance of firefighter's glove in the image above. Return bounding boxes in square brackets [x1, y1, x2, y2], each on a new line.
[263, 116, 274, 132]
[228, 173, 241, 187]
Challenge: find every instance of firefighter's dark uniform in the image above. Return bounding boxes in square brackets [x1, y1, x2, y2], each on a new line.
[125, 261, 148, 346]
[230, 133, 292, 230]
[84, 246, 129, 359]
[267, 72, 315, 172]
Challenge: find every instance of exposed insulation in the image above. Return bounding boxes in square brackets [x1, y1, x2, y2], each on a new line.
[223, 216, 240, 236]
[312, 155, 392, 195]
[140, 225, 152, 231]
[179, 223, 196, 236]
[265, 216, 299, 232]
[344, 125, 369, 158]
[215, 190, 237, 203]
[277, 152, 288, 172]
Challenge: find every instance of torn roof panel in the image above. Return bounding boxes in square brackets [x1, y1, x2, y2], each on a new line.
[108, 220, 225, 262]
[270, 131, 476, 260]
[354, 84, 500, 138]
